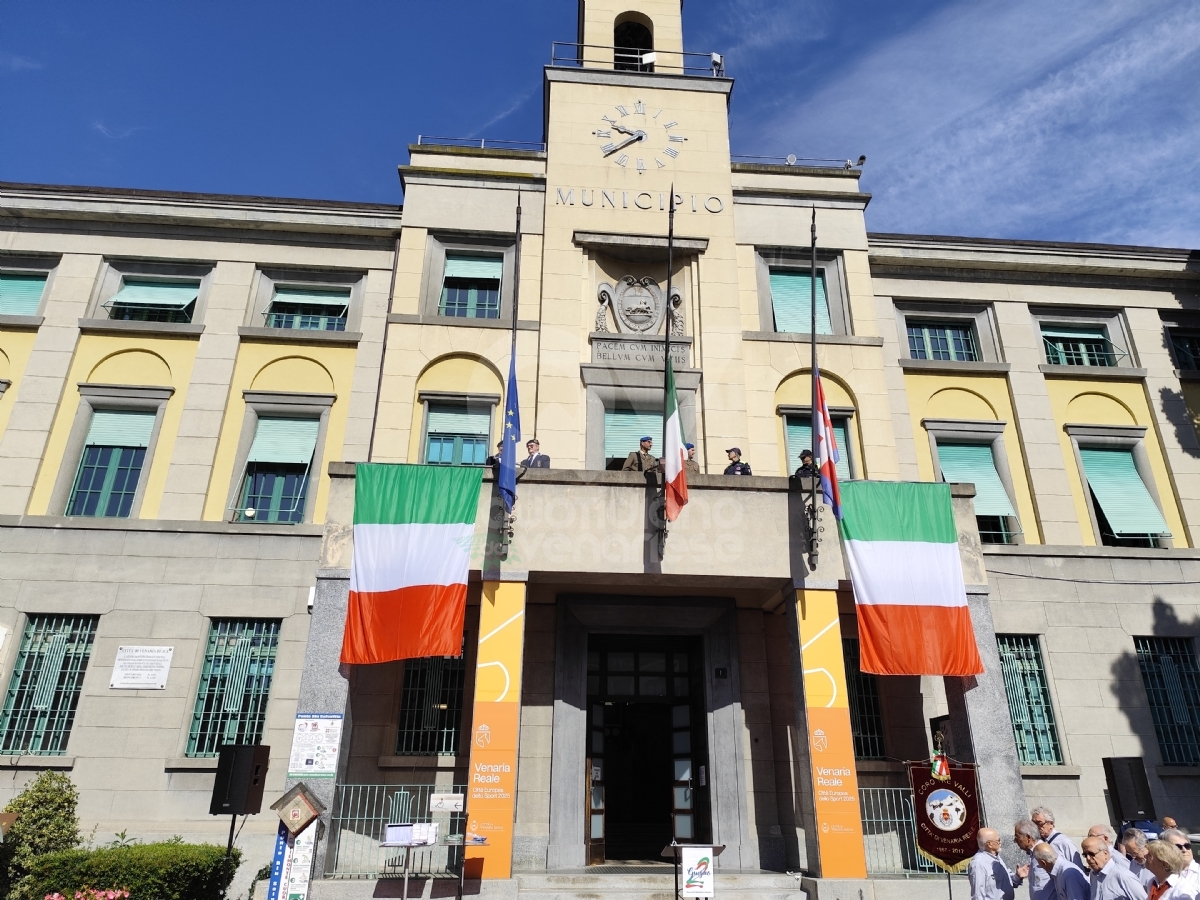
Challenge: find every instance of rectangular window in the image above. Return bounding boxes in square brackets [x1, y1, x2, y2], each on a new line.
[425, 404, 490, 466]
[935, 442, 1018, 544]
[0, 273, 48, 316]
[396, 652, 467, 755]
[187, 619, 280, 757]
[784, 415, 850, 479]
[1135, 636, 1200, 765]
[1041, 326, 1123, 367]
[1168, 329, 1200, 371]
[264, 287, 349, 331]
[238, 418, 319, 523]
[67, 410, 156, 518]
[439, 255, 502, 319]
[842, 638, 885, 760]
[769, 269, 831, 335]
[1079, 448, 1169, 547]
[104, 280, 199, 324]
[907, 321, 979, 362]
[0, 615, 98, 756]
[604, 408, 663, 467]
[996, 635, 1063, 766]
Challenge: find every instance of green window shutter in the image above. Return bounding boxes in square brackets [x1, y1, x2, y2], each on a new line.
[784, 416, 850, 480]
[247, 418, 320, 465]
[1080, 449, 1170, 535]
[0, 274, 48, 315]
[604, 409, 664, 459]
[769, 270, 831, 335]
[1040, 326, 1107, 340]
[427, 405, 491, 437]
[108, 280, 199, 309]
[936, 443, 1017, 518]
[444, 255, 503, 282]
[271, 287, 350, 307]
[85, 410, 156, 447]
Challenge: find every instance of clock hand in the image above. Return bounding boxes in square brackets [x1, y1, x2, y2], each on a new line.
[603, 131, 645, 157]
[611, 122, 637, 136]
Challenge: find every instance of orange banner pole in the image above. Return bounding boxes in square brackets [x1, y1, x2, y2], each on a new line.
[464, 581, 526, 880]
[795, 588, 867, 878]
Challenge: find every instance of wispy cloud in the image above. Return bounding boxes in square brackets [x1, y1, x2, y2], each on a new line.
[0, 51, 42, 72]
[749, 0, 1200, 246]
[708, 0, 823, 56]
[470, 89, 535, 139]
[92, 121, 145, 140]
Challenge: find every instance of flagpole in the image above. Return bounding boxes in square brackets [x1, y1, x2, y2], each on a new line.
[512, 189, 522, 359]
[809, 206, 819, 567]
[663, 185, 675, 458]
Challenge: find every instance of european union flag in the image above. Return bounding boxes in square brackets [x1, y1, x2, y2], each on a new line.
[498, 353, 521, 512]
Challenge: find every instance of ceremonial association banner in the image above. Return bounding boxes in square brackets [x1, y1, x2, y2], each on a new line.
[907, 759, 980, 873]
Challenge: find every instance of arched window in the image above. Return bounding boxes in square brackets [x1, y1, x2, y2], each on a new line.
[614, 15, 653, 71]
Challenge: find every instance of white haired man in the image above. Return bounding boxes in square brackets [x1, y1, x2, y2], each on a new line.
[1082, 835, 1147, 900]
[1015, 820, 1055, 900]
[1120, 828, 1156, 890]
[970, 828, 1025, 900]
[1032, 842, 1089, 900]
[1032, 806, 1083, 869]
[1161, 829, 1200, 897]
[1092, 824, 1132, 869]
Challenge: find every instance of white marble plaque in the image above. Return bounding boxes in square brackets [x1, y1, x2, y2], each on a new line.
[110, 645, 174, 690]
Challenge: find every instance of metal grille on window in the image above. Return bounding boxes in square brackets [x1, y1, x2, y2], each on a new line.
[1169, 330, 1200, 371]
[187, 620, 280, 757]
[996, 635, 1063, 765]
[1135, 636, 1200, 765]
[842, 638, 885, 760]
[0, 615, 98, 755]
[396, 648, 466, 755]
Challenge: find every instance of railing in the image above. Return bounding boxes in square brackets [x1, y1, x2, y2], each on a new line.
[1042, 335, 1128, 368]
[859, 787, 940, 876]
[327, 783, 468, 879]
[731, 153, 866, 170]
[415, 135, 546, 152]
[551, 42, 726, 77]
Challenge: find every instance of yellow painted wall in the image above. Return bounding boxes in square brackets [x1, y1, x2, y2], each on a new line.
[903, 372, 1042, 544]
[27, 337, 198, 517]
[1045, 377, 1188, 546]
[406, 355, 505, 461]
[580, 0, 684, 61]
[0, 330, 38, 440]
[201, 344, 356, 523]
[773, 370, 863, 477]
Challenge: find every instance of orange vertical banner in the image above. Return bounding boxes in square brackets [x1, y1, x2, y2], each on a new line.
[464, 581, 526, 880]
[795, 588, 867, 878]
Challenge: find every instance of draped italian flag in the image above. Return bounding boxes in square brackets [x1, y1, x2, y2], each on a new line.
[663, 360, 688, 522]
[340, 464, 483, 665]
[839, 481, 983, 676]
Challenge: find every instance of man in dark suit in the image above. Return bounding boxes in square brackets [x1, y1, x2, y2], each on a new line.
[521, 439, 550, 469]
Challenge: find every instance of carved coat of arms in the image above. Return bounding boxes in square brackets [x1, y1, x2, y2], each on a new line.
[596, 276, 684, 336]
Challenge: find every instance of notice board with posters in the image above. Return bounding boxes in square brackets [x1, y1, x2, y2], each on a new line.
[907, 759, 980, 873]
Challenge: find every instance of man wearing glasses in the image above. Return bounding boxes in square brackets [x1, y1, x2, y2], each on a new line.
[1031, 806, 1083, 869]
[1091, 824, 1134, 870]
[1161, 829, 1200, 897]
[1083, 836, 1148, 900]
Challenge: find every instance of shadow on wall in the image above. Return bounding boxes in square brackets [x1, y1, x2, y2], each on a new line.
[1109, 597, 1200, 821]
[1159, 386, 1200, 459]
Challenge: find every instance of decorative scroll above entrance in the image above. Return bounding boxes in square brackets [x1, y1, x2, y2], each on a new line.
[596, 276, 684, 336]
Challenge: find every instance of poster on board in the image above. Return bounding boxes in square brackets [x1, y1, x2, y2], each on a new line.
[287, 713, 343, 778]
[680, 846, 715, 898]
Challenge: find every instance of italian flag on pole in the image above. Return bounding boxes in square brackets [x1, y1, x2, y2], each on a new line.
[340, 464, 483, 665]
[838, 481, 984, 676]
[663, 360, 688, 522]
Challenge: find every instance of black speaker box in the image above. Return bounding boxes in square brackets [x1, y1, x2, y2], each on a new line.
[1102, 756, 1155, 821]
[209, 744, 270, 816]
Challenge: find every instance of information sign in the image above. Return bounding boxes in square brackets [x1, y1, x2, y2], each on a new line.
[287, 714, 343, 778]
[110, 646, 173, 689]
[680, 846, 715, 898]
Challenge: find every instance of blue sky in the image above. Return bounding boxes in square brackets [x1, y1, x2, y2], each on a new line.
[3, 0, 1198, 247]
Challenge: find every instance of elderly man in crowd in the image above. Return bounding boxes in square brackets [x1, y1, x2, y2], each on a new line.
[1142, 839, 1191, 900]
[1015, 820, 1055, 900]
[970, 828, 1026, 900]
[1161, 829, 1200, 897]
[1123, 829, 1157, 890]
[1084, 835, 1148, 900]
[1093, 824, 1134, 869]
[1032, 842, 1090, 900]
[1032, 806, 1083, 869]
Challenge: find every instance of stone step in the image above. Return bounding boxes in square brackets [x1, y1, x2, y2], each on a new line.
[515, 870, 810, 899]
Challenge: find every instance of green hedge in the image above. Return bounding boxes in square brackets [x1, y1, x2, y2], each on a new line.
[23, 843, 241, 900]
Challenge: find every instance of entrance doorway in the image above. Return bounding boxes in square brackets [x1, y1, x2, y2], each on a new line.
[585, 635, 711, 863]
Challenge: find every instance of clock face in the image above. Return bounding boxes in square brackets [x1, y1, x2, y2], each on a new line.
[592, 99, 687, 172]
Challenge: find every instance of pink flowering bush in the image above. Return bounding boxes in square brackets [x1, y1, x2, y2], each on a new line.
[44, 892, 130, 900]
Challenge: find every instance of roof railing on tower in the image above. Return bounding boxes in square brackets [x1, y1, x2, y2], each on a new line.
[550, 42, 726, 77]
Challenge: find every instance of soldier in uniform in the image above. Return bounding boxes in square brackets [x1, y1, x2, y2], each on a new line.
[684, 443, 701, 476]
[622, 436, 660, 473]
[724, 447, 752, 476]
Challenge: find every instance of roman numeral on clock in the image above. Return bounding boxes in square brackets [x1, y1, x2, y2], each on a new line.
[663, 147, 679, 159]
[615, 105, 629, 116]
[634, 101, 645, 114]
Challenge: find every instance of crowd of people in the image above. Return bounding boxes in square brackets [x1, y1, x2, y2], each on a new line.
[971, 807, 1196, 899]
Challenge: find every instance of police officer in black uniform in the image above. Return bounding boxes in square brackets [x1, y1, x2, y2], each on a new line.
[724, 447, 752, 476]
